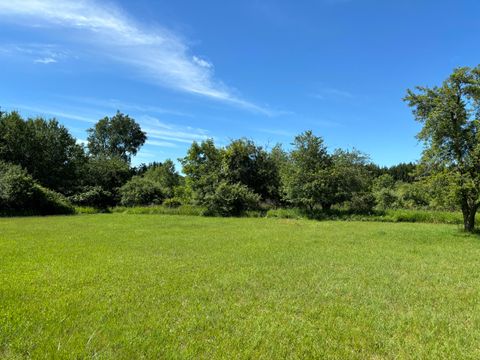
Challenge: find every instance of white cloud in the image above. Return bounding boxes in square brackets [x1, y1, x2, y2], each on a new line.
[34, 57, 57, 64]
[146, 140, 178, 148]
[0, 0, 272, 114]
[192, 56, 213, 69]
[11, 104, 95, 123]
[141, 115, 211, 145]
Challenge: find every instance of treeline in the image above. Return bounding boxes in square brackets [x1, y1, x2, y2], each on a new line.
[0, 109, 454, 217]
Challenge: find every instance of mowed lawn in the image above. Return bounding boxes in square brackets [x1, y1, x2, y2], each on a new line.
[1, 215, 480, 359]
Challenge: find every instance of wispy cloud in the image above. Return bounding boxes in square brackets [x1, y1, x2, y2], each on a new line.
[146, 140, 178, 148]
[9, 104, 96, 123]
[34, 57, 57, 64]
[1, 43, 68, 64]
[0, 0, 273, 114]
[60, 96, 192, 117]
[141, 115, 212, 145]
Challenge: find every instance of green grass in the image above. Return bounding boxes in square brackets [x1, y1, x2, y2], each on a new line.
[1, 215, 480, 358]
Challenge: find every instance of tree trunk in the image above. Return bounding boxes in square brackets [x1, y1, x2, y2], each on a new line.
[462, 203, 477, 232]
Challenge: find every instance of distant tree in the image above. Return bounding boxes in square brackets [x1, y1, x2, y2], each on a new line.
[81, 155, 131, 205]
[87, 111, 146, 162]
[0, 111, 86, 193]
[143, 159, 181, 198]
[387, 162, 417, 183]
[0, 161, 73, 215]
[180, 139, 223, 204]
[283, 131, 332, 211]
[223, 139, 280, 202]
[204, 181, 261, 217]
[119, 176, 165, 206]
[404, 65, 480, 231]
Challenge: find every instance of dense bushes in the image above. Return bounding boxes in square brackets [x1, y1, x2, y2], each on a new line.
[119, 177, 164, 206]
[204, 181, 261, 216]
[0, 161, 74, 215]
[0, 108, 466, 220]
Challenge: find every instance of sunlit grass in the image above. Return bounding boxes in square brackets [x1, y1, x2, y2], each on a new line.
[1, 215, 480, 358]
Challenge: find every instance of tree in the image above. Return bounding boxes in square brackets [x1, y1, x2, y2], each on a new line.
[283, 131, 332, 211]
[0, 161, 74, 215]
[119, 176, 165, 206]
[87, 111, 146, 162]
[143, 159, 181, 198]
[180, 139, 223, 204]
[404, 65, 480, 231]
[223, 139, 280, 202]
[0, 111, 86, 194]
[80, 155, 131, 206]
[204, 181, 260, 217]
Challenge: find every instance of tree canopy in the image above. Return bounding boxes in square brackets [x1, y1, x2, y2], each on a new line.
[404, 65, 480, 231]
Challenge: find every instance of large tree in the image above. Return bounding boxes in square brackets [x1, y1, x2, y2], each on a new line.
[87, 111, 146, 162]
[283, 131, 332, 211]
[404, 65, 480, 232]
[223, 139, 280, 202]
[0, 111, 86, 194]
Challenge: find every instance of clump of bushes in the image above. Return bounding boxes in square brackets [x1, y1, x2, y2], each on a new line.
[69, 186, 113, 209]
[204, 181, 261, 217]
[119, 176, 165, 206]
[0, 161, 74, 215]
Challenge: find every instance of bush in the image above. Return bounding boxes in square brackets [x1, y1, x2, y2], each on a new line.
[32, 184, 75, 215]
[348, 192, 376, 214]
[163, 197, 182, 208]
[0, 161, 35, 210]
[204, 181, 261, 217]
[0, 161, 74, 215]
[119, 176, 164, 206]
[69, 186, 113, 208]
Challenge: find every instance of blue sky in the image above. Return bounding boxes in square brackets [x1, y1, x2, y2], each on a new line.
[1, 0, 479, 167]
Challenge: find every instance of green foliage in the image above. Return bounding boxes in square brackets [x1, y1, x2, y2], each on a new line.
[404, 65, 480, 231]
[372, 174, 398, 210]
[82, 155, 131, 205]
[32, 184, 75, 215]
[0, 111, 86, 193]
[0, 161, 36, 210]
[143, 159, 181, 198]
[223, 139, 280, 202]
[0, 161, 73, 215]
[87, 111, 146, 162]
[180, 139, 223, 204]
[204, 181, 261, 216]
[69, 186, 113, 209]
[163, 197, 183, 208]
[283, 132, 371, 212]
[119, 176, 165, 206]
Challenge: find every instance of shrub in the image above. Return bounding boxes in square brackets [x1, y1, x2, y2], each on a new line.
[0, 161, 74, 215]
[119, 176, 164, 206]
[32, 184, 75, 215]
[69, 186, 113, 208]
[0, 161, 35, 210]
[348, 192, 376, 214]
[204, 181, 261, 217]
[163, 197, 182, 208]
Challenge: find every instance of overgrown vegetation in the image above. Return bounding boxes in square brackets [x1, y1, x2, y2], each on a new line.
[1, 65, 480, 230]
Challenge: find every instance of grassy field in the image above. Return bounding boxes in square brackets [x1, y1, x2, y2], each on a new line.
[1, 215, 480, 359]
